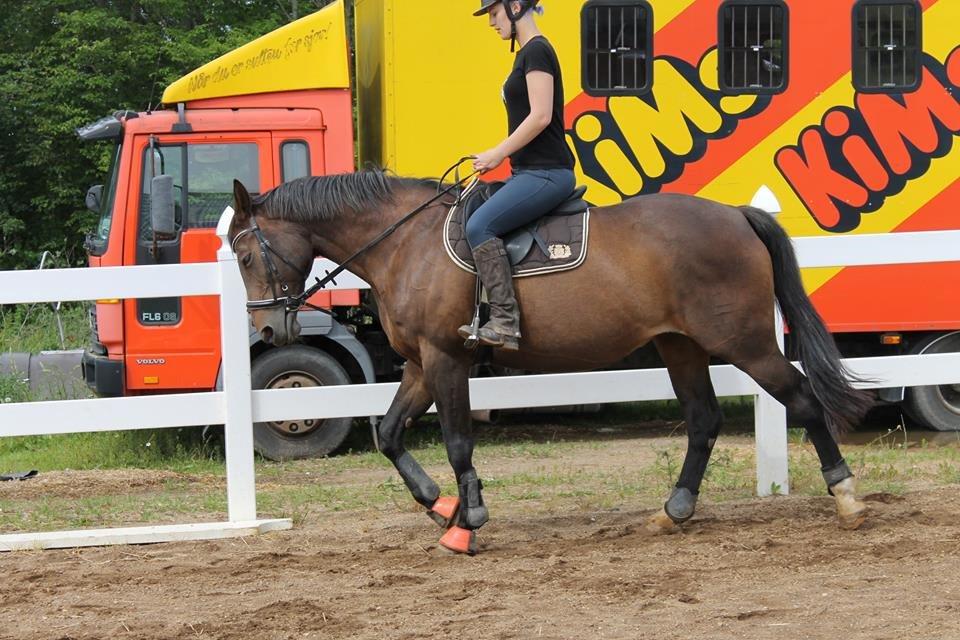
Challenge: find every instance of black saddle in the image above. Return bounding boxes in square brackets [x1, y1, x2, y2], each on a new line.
[461, 182, 589, 264]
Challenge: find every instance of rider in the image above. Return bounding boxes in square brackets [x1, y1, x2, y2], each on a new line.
[458, 0, 577, 351]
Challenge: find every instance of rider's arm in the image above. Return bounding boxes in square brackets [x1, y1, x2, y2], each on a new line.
[473, 70, 554, 172]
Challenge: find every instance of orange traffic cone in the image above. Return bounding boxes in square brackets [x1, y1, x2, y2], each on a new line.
[439, 526, 477, 555]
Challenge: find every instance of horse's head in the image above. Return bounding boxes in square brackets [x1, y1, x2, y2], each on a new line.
[228, 180, 314, 346]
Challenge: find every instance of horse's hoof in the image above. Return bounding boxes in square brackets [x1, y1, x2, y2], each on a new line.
[644, 508, 678, 535]
[831, 477, 868, 530]
[664, 487, 697, 523]
[426, 496, 460, 528]
[838, 503, 868, 530]
[439, 526, 478, 555]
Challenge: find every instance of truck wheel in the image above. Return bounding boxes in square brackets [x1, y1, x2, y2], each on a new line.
[251, 345, 354, 460]
[904, 332, 960, 431]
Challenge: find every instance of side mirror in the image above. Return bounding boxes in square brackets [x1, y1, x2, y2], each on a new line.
[150, 175, 177, 238]
[85, 185, 104, 213]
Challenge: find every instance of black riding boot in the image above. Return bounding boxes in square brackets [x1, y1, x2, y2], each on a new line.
[458, 237, 521, 350]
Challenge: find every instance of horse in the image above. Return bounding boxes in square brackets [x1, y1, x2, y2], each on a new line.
[227, 170, 874, 555]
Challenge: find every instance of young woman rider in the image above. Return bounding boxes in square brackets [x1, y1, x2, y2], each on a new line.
[458, 0, 577, 351]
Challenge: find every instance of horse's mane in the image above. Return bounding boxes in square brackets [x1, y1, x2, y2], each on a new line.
[252, 169, 442, 223]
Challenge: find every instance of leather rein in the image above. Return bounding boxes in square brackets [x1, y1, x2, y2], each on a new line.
[231, 159, 480, 313]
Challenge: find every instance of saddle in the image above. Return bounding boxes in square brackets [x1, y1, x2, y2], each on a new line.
[444, 181, 591, 277]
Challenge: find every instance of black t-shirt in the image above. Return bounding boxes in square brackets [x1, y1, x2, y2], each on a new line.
[502, 36, 576, 170]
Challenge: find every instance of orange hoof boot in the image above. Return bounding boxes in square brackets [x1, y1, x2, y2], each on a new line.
[438, 526, 478, 555]
[427, 496, 460, 528]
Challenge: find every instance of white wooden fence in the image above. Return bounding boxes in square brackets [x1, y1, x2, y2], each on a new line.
[1, 194, 959, 551]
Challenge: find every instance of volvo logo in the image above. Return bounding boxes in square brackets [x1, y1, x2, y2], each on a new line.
[136, 358, 166, 365]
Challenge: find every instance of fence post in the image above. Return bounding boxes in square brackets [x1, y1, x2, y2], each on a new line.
[216, 208, 258, 522]
[755, 306, 789, 496]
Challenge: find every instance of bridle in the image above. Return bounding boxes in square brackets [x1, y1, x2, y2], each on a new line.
[231, 158, 480, 314]
[231, 215, 312, 312]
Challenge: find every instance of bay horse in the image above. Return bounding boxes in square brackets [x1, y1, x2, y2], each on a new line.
[228, 171, 873, 555]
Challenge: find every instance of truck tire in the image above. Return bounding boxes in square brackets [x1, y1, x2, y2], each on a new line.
[904, 332, 960, 432]
[251, 345, 354, 460]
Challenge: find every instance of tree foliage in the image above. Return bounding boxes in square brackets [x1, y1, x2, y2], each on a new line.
[0, 1, 334, 270]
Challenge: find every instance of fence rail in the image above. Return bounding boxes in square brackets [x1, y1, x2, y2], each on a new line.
[2, 199, 959, 551]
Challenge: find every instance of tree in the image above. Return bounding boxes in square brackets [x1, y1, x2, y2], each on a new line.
[0, 0, 337, 270]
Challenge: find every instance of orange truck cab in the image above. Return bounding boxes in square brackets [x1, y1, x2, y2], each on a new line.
[78, 2, 389, 459]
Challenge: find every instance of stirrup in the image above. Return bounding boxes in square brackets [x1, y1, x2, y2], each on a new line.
[460, 275, 483, 350]
[459, 305, 482, 350]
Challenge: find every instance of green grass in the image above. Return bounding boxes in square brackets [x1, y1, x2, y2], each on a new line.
[0, 303, 89, 352]
[0, 430, 223, 474]
[3, 428, 960, 533]
[0, 374, 32, 404]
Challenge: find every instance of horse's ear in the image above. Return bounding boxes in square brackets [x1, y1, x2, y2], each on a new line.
[233, 179, 252, 222]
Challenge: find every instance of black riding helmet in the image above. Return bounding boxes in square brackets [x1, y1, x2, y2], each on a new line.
[473, 0, 541, 52]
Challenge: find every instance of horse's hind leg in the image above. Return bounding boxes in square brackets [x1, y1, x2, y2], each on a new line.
[646, 334, 724, 533]
[377, 360, 456, 524]
[732, 348, 867, 530]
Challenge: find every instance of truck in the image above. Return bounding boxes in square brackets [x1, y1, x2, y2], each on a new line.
[80, 0, 960, 459]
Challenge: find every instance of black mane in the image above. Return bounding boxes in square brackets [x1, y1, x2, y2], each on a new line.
[252, 170, 441, 223]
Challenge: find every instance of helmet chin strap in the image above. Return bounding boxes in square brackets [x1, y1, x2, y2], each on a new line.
[501, 0, 531, 52]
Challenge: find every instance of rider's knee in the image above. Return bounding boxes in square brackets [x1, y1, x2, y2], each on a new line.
[465, 216, 491, 248]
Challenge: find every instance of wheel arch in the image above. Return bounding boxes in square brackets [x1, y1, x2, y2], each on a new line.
[877, 330, 960, 404]
[215, 313, 377, 391]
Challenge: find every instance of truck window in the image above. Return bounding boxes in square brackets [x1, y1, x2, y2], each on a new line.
[581, 1, 653, 96]
[139, 142, 260, 237]
[281, 141, 311, 182]
[853, 1, 921, 92]
[187, 143, 260, 228]
[718, 1, 788, 94]
[90, 142, 123, 254]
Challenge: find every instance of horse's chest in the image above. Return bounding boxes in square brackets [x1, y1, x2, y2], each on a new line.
[373, 292, 418, 358]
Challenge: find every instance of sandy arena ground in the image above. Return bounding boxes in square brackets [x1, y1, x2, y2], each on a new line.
[2, 427, 960, 640]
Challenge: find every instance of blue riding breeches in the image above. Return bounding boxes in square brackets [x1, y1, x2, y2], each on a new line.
[465, 168, 576, 248]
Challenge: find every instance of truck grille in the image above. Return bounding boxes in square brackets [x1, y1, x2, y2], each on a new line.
[88, 303, 106, 355]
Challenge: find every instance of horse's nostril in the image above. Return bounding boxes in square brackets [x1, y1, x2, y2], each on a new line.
[261, 326, 274, 344]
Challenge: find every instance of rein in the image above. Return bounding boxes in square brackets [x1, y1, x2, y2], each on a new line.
[233, 158, 479, 313]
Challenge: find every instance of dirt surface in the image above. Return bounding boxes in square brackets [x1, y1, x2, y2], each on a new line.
[2, 430, 960, 640]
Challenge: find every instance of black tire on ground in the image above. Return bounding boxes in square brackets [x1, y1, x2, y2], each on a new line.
[250, 345, 354, 460]
[904, 332, 960, 432]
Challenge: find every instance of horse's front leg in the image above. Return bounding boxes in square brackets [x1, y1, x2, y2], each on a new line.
[377, 361, 459, 525]
[422, 346, 486, 555]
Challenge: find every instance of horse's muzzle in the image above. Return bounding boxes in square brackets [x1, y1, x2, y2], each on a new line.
[258, 310, 301, 346]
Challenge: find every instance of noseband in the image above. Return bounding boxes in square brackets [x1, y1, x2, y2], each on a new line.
[231, 215, 311, 312]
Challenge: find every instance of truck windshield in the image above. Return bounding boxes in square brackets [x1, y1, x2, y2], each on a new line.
[92, 142, 123, 249]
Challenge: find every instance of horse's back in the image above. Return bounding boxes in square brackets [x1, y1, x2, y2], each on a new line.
[503, 192, 775, 367]
[586, 192, 768, 281]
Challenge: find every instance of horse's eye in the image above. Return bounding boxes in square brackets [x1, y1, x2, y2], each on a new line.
[241, 254, 253, 267]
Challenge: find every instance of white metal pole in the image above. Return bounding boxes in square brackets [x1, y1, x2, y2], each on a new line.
[216, 208, 258, 522]
[755, 306, 789, 496]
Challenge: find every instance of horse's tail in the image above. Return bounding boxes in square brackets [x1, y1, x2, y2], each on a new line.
[739, 206, 873, 436]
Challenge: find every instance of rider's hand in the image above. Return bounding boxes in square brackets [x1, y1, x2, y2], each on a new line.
[472, 148, 506, 173]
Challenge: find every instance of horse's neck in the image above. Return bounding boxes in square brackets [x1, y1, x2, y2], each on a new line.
[307, 187, 446, 288]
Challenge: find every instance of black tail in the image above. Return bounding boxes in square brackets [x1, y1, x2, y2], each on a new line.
[740, 206, 874, 435]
